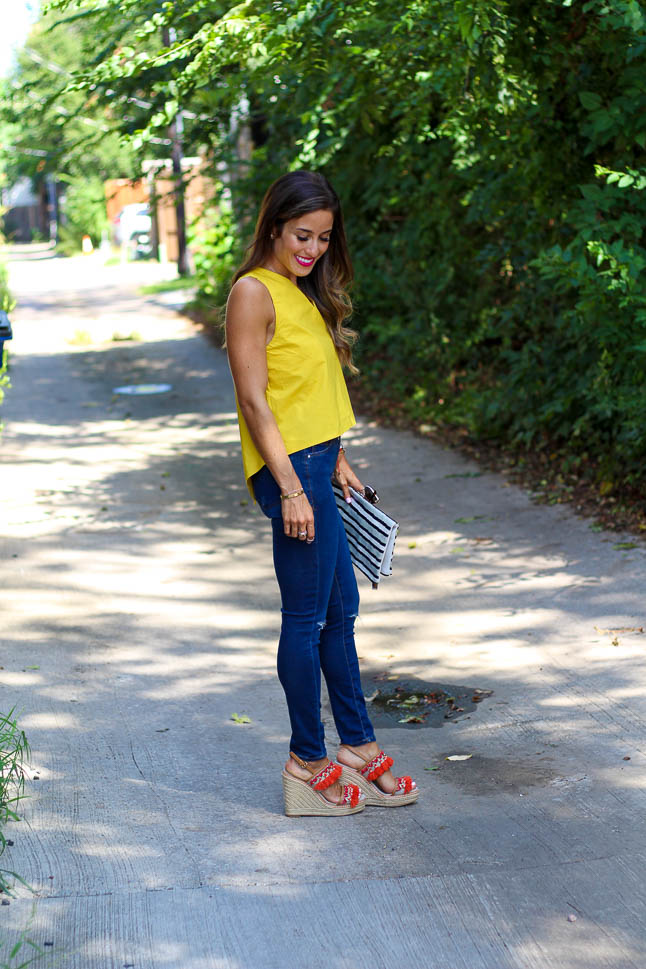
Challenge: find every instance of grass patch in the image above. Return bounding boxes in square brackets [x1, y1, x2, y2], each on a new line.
[0, 911, 43, 969]
[67, 329, 93, 347]
[1, 708, 30, 896]
[0, 710, 40, 969]
[139, 275, 195, 296]
[111, 331, 142, 342]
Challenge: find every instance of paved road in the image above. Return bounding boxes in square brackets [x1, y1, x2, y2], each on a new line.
[2, 247, 646, 968]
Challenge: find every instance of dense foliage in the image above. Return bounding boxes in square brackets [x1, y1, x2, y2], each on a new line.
[15, 0, 646, 490]
[0, 256, 12, 420]
[1, 10, 137, 248]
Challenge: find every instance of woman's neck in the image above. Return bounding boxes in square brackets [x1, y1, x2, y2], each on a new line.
[260, 256, 297, 284]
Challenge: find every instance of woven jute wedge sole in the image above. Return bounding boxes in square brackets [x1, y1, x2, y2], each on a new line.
[281, 771, 365, 817]
[340, 765, 419, 807]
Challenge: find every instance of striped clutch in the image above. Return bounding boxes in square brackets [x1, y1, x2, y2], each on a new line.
[332, 484, 399, 588]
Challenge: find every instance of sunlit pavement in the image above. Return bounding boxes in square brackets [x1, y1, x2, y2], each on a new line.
[2, 245, 646, 968]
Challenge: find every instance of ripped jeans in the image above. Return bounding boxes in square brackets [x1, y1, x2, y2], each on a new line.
[252, 438, 376, 761]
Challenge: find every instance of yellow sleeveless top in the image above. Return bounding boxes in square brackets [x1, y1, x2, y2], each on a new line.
[235, 267, 356, 494]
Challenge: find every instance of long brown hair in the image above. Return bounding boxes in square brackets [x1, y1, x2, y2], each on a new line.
[233, 171, 358, 373]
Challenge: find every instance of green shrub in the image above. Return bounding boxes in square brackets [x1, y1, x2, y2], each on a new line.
[0, 259, 13, 416]
[226, 0, 646, 492]
[190, 198, 242, 321]
[58, 175, 108, 255]
[44, 0, 646, 491]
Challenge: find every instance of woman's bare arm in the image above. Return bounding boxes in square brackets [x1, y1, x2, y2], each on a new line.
[225, 277, 315, 541]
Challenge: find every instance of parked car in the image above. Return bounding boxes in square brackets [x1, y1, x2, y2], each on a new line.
[112, 203, 153, 257]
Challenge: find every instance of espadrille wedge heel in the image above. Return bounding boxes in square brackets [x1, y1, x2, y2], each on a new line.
[337, 745, 419, 807]
[282, 753, 365, 817]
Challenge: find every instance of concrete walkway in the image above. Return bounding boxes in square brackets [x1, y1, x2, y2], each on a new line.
[2, 247, 646, 969]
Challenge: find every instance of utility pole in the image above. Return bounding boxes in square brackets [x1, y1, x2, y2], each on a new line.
[162, 26, 189, 276]
[45, 175, 58, 244]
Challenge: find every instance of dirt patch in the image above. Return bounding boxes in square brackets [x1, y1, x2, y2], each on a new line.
[360, 675, 493, 729]
[432, 753, 558, 796]
[349, 381, 646, 539]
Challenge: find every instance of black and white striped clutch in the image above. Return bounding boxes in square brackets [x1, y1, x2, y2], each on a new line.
[332, 483, 399, 588]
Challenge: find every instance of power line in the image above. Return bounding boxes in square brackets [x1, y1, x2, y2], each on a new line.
[8, 76, 172, 146]
[22, 45, 201, 119]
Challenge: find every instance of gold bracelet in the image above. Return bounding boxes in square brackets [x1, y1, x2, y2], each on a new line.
[280, 488, 304, 501]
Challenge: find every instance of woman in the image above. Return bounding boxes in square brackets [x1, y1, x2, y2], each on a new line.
[225, 170, 418, 816]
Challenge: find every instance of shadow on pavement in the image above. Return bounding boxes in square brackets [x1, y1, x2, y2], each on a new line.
[2, 327, 646, 968]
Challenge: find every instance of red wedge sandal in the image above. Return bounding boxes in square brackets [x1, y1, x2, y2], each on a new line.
[337, 745, 419, 807]
[282, 753, 366, 817]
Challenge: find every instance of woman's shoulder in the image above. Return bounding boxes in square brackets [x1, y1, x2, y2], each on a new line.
[229, 266, 296, 308]
[229, 272, 272, 301]
[227, 273, 275, 325]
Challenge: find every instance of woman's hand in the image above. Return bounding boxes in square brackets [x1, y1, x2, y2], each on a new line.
[282, 491, 315, 543]
[334, 451, 364, 501]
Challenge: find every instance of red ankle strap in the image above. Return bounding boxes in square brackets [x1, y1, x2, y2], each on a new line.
[309, 761, 342, 791]
[289, 753, 342, 791]
[361, 750, 394, 781]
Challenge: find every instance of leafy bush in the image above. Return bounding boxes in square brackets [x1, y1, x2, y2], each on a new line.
[190, 197, 242, 321]
[0, 258, 13, 418]
[155, 0, 645, 488]
[36, 0, 646, 490]
[58, 175, 109, 255]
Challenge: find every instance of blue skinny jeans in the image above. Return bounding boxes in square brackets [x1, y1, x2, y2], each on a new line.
[252, 438, 376, 761]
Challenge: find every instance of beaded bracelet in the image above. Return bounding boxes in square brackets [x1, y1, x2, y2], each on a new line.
[280, 488, 304, 501]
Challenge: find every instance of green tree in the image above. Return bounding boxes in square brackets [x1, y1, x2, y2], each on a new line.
[2, 8, 139, 246]
[30, 0, 646, 489]
[3, 9, 136, 183]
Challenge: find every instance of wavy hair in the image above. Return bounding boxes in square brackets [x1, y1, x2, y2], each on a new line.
[233, 171, 358, 373]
